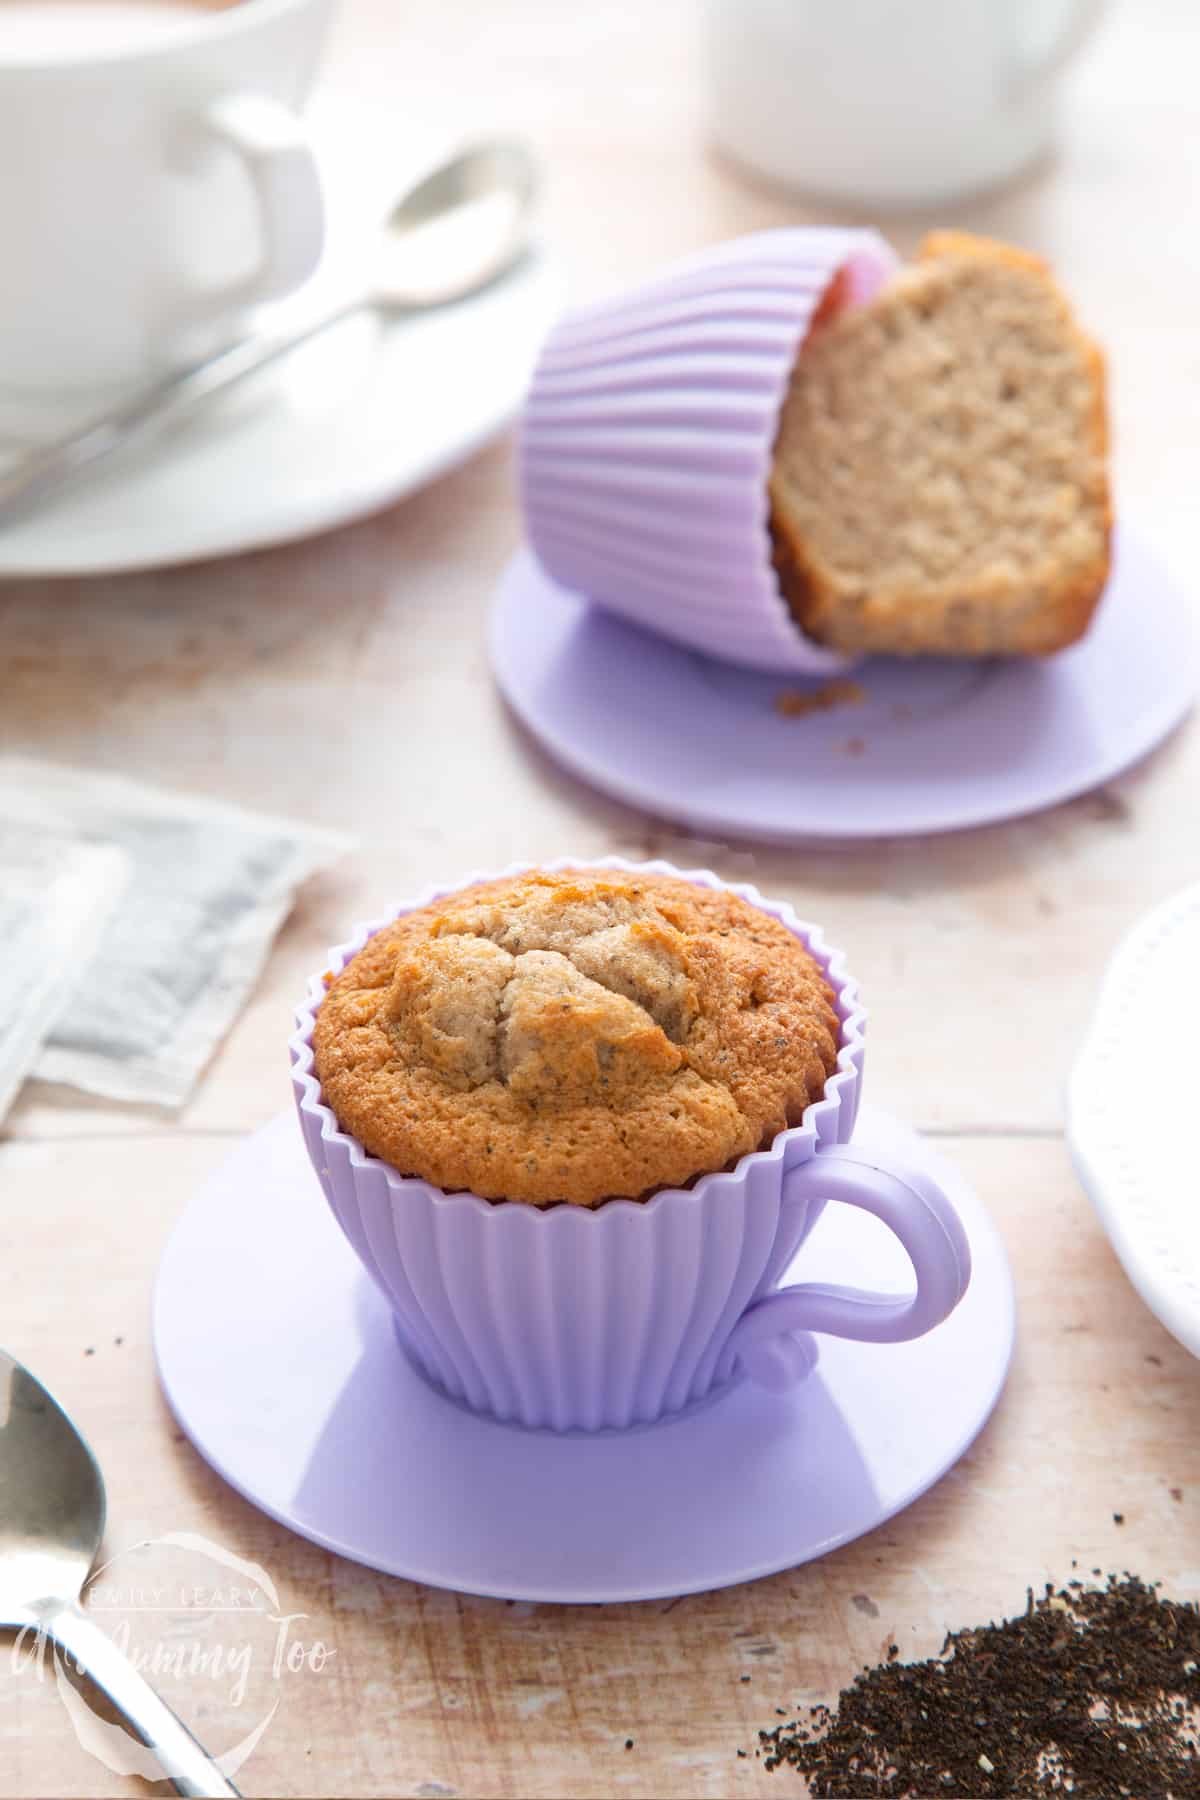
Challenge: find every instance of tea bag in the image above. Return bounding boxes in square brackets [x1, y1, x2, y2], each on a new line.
[0, 824, 129, 1125]
[0, 758, 351, 1108]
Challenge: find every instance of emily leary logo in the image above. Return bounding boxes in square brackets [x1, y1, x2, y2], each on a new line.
[11, 1530, 335, 1783]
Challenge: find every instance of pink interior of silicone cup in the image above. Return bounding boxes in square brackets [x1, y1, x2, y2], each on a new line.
[839, 245, 896, 311]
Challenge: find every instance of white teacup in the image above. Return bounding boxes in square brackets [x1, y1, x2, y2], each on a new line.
[0, 0, 332, 441]
[704, 0, 1108, 210]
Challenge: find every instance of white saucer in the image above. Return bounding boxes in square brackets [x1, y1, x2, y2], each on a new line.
[153, 1107, 1014, 1603]
[0, 99, 563, 577]
[1069, 883, 1200, 1360]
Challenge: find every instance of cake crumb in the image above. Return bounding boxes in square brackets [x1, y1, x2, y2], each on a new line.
[774, 679, 866, 719]
[842, 737, 867, 757]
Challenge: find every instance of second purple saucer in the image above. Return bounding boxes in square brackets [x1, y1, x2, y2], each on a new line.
[489, 526, 1195, 842]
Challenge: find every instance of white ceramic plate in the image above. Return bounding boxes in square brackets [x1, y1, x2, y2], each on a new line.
[1068, 883, 1200, 1357]
[0, 98, 563, 576]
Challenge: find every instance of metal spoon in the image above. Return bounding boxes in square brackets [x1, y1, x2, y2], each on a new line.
[0, 1349, 238, 1797]
[0, 138, 539, 524]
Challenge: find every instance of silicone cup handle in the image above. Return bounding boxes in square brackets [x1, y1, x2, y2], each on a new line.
[174, 92, 326, 316]
[727, 1143, 972, 1392]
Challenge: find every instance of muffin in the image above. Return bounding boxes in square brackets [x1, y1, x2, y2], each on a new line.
[311, 868, 840, 1207]
[770, 232, 1111, 658]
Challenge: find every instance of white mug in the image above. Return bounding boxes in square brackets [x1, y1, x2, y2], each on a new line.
[0, 0, 333, 440]
[704, 0, 1108, 210]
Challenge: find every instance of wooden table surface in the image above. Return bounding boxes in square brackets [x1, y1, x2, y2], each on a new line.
[3, 1, 1200, 1794]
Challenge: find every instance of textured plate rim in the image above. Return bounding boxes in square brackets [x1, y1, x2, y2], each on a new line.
[1068, 881, 1200, 1358]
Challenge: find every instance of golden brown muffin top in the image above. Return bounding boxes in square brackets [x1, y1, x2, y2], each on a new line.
[312, 870, 840, 1207]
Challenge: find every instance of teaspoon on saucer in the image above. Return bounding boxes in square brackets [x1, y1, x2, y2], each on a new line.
[0, 1349, 238, 1797]
[0, 138, 539, 525]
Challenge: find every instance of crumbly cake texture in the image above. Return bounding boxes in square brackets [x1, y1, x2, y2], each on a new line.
[769, 231, 1111, 658]
[312, 871, 840, 1207]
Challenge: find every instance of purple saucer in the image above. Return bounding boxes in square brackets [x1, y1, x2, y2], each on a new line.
[153, 1108, 1013, 1603]
[489, 527, 1195, 842]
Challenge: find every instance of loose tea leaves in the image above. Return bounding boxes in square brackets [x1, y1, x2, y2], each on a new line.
[757, 1575, 1200, 1796]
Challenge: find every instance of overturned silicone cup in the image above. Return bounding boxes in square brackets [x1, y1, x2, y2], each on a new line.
[291, 858, 970, 1433]
[519, 229, 898, 676]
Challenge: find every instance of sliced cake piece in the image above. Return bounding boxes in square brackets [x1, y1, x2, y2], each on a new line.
[769, 232, 1111, 658]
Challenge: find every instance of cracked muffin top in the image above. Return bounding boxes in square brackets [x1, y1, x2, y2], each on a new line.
[312, 869, 840, 1207]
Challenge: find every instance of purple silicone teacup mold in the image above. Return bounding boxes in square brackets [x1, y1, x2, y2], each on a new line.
[290, 858, 970, 1433]
[519, 229, 898, 677]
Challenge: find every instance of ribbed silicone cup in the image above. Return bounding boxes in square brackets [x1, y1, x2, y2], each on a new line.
[519, 228, 898, 676]
[290, 858, 866, 1433]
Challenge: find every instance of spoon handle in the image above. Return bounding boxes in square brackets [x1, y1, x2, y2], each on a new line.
[43, 1602, 240, 1798]
[0, 294, 364, 527]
